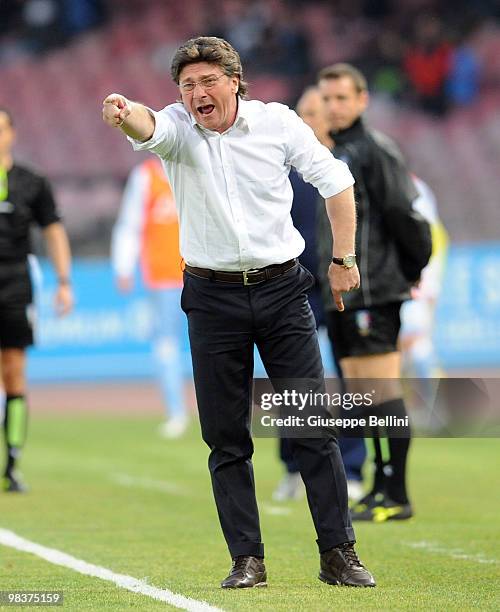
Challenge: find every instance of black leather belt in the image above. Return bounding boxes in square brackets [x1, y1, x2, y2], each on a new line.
[185, 258, 298, 285]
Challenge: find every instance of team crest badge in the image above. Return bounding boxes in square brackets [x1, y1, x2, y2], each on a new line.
[355, 310, 371, 336]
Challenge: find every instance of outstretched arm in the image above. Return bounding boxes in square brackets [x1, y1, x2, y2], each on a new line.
[102, 93, 155, 142]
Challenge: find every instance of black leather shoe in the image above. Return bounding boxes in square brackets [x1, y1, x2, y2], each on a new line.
[221, 556, 267, 588]
[319, 543, 376, 587]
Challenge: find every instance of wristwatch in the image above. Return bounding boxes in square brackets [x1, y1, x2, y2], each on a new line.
[331, 254, 356, 269]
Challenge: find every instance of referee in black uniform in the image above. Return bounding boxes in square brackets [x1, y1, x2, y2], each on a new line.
[0, 107, 73, 492]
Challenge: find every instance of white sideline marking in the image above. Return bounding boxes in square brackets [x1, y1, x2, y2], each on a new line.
[111, 473, 187, 495]
[261, 503, 292, 516]
[0, 529, 223, 612]
[406, 541, 498, 565]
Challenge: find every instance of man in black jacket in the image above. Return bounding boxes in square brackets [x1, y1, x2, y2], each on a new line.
[317, 64, 431, 521]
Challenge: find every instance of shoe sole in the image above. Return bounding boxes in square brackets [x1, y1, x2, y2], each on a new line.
[352, 508, 414, 523]
[319, 573, 375, 587]
[221, 582, 267, 589]
[378, 514, 413, 522]
[352, 515, 413, 523]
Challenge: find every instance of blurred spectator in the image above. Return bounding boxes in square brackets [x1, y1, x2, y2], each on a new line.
[0, 1, 23, 37]
[400, 175, 449, 383]
[206, 0, 267, 62]
[404, 14, 452, 115]
[253, 4, 312, 79]
[111, 157, 190, 439]
[0, 0, 107, 58]
[446, 33, 481, 106]
[1, 0, 499, 256]
[367, 30, 406, 100]
[22, 0, 64, 52]
[61, 0, 107, 37]
[207, 0, 312, 90]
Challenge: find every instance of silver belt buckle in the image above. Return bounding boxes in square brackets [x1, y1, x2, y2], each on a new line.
[243, 269, 261, 286]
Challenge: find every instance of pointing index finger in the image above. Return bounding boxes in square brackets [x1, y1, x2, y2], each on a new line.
[333, 290, 344, 312]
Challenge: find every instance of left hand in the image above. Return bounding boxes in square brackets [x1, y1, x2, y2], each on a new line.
[54, 284, 74, 316]
[328, 263, 360, 312]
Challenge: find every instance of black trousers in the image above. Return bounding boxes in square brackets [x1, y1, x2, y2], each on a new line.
[181, 264, 355, 558]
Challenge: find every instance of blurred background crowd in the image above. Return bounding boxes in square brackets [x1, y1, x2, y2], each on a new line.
[0, 0, 499, 381]
[1, 0, 500, 252]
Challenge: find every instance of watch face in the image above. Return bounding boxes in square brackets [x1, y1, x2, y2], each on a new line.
[344, 255, 356, 268]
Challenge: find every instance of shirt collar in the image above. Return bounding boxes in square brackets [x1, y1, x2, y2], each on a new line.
[235, 99, 254, 131]
[188, 97, 254, 133]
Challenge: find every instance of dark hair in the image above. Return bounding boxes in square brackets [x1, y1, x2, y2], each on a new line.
[170, 36, 248, 98]
[317, 63, 368, 93]
[0, 107, 14, 126]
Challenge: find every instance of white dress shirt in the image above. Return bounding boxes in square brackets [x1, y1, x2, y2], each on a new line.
[130, 98, 354, 271]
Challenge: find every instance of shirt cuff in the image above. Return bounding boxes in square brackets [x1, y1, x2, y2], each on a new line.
[318, 169, 355, 199]
[126, 108, 162, 151]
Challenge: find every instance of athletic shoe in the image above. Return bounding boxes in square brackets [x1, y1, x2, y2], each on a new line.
[221, 556, 267, 588]
[351, 493, 413, 522]
[3, 473, 28, 493]
[350, 491, 384, 520]
[158, 415, 188, 439]
[319, 543, 376, 587]
[272, 472, 305, 501]
[372, 497, 413, 522]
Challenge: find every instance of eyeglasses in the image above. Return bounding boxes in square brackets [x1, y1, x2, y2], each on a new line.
[178, 74, 226, 93]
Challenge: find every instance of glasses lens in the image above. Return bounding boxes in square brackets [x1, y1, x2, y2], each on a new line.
[180, 75, 222, 92]
[203, 78, 217, 88]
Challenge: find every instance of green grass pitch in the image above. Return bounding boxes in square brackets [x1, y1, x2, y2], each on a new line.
[1, 414, 499, 610]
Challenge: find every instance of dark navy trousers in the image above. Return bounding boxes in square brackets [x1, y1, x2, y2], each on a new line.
[181, 264, 355, 558]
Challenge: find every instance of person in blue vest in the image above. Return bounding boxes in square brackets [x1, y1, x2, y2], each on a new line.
[273, 87, 365, 503]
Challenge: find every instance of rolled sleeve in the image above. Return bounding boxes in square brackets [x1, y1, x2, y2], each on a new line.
[127, 107, 178, 159]
[315, 157, 354, 199]
[283, 107, 354, 199]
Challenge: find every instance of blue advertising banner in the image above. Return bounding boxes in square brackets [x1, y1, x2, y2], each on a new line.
[28, 261, 187, 381]
[434, 243, 500, 368]
[27, 244, 500, 382]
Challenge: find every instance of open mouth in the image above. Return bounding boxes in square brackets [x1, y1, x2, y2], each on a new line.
[197, 104, 215, 116]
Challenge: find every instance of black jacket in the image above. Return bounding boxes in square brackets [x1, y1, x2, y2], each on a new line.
[317, 118, 432, 312]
